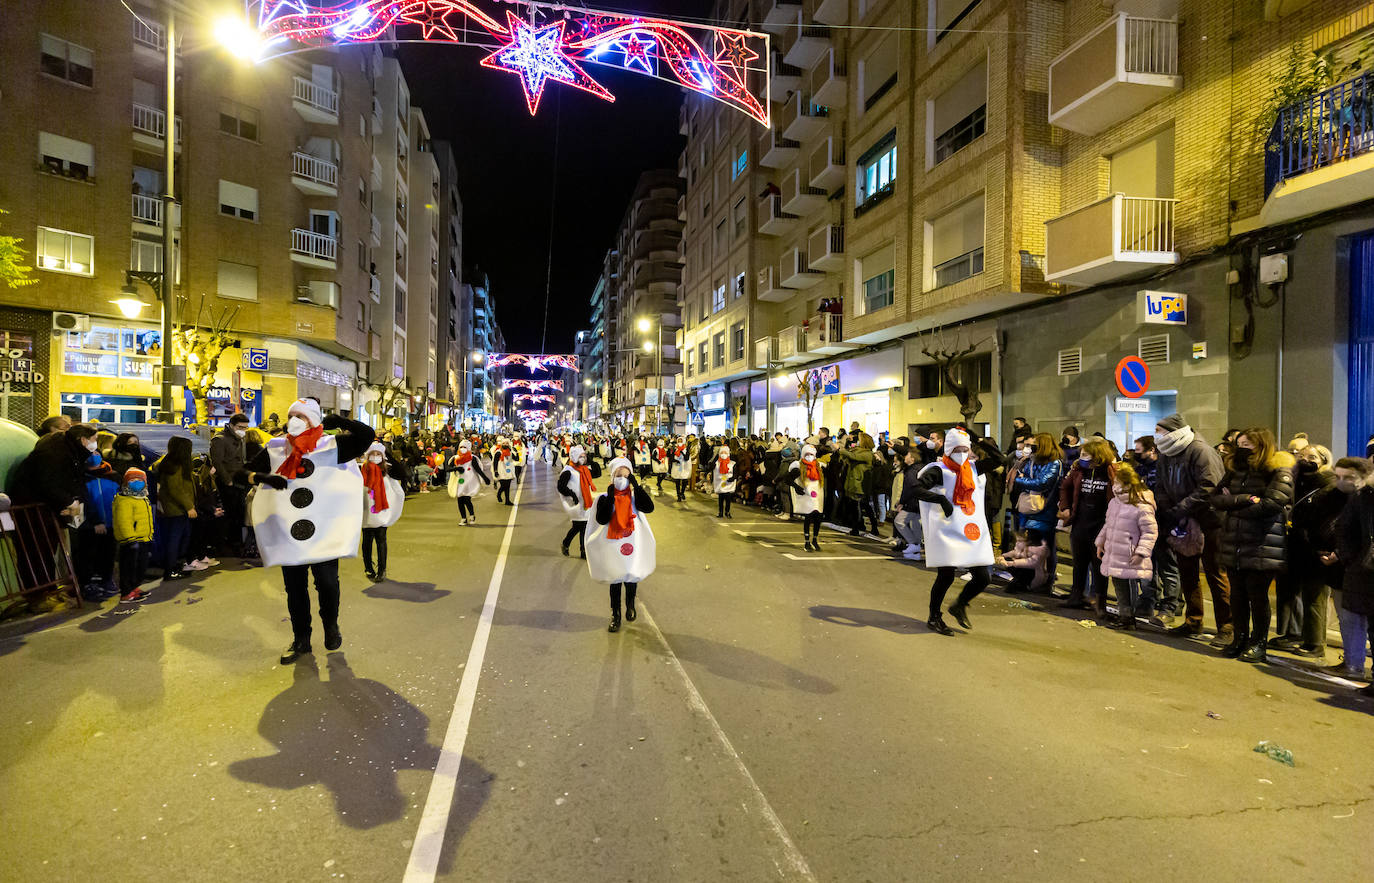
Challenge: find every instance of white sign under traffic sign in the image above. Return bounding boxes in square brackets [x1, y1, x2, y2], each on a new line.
[1115, 397, 1151, 413]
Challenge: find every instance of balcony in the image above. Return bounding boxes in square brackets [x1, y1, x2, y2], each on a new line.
[292, 75, 339, 125]
[677, 194, 686, 221]
[815, 0, 849, 26]
[757, 265, 794, 302]
[755, 336, 780, 366]
[760, 126, 800, 168]
[763, 0, 803, 33]
[783, 15, 831, 70]
[369, 274, 381, 302]
[1048, 14, 1180, 136]
[131, 103, 181, 152]
[809, 136, 845, 191]
[804, 312, 853, 355]
[291, 152, 339, 196]
[759, 194, 799, 236]
[769, 50, 803, 102]
[297, 280, 339, 310]
[678, 103, 690, 135]
[776, 325, 808, 363]
[678, 149, 689, 178]
[780, 247, 824, 289]
[132, 17, 168, 53]
[1044, 193, 1178, 286]
[1261, 70, 1374, 225]
[782, 167, 827, 215]
[290, 228, 338, 269]
[811, 48, 847, 108]
[808, 223, 844, 271]
[130, 194, 180, 229]
[781, 91, 829, 143]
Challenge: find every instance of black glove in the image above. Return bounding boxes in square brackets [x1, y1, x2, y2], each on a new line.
[939, 498, 954, 518]
[255, 472, 288, 490]
[321, 413, 348, 432]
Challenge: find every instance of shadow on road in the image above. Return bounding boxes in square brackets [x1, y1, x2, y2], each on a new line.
[496, 607, 605, 632]
[633, 628, 837, 694]
[363, 580, 451, 603]
[809, 605, 928, 633]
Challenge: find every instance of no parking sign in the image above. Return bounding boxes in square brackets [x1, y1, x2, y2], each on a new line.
[1115, 356, 1150, 399]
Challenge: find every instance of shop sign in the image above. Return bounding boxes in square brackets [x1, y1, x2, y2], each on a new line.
[0, 332, 44, 387]
[1114, 397, 1151, 413]
[241, 348, 269, 371]
[699, 391, 725, 410]
[1137, 290, 1187, 325]
[815, 364, 840, 395]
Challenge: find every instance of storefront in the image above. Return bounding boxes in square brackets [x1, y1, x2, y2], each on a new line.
[841, 390, 891, 440]
[56, 320, 166, 424]
[695, 387, 727, 436]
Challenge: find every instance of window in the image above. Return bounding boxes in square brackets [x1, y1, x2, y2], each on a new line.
[713, 331, 726, 367]
[855, 243, 895, 316]
[357, 240, 368, 271]
[698, 340, 709, 373]
[715, 218, 727, 253]
[218, 100, 259, 141]
[933, 0, 982, 45]
[59, 393, 161, 425]
[931, 60, 987, 165]
[733, 197, 747, 239]
[36, 226, 92, 275]
[40, 34, 93, 87]
[216, 260, 258, 301]
[700, 290, 709, 321]
[687, 347, 694, 377]
[63, 326, 160, 380]
[359, 177, 367, 205]
[732, 148, 748, 180]
[730, 322, 745, 361]
[712, 281, 726, 313]
[129, 237, 180, 284]
[907, 354, 991, 399]
[864, 269, 895, 313]
[928, 195, 985, 288]
[861, 34, 897, 109]
[37, 132, 93, 180]
[734, 271, 746, 299]
[218, 179, 258, 221]
[856, 130, 897, 213]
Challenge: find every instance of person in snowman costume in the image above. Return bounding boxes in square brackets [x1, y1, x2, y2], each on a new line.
[906, 427, 1004, 635]
[246, 398, 375, 664]
[788, 443, 826, 551]
[585, 457, 656, 633]
[511, 432, 526, 485]
[449, 439, 491, 524]
[650, 438, 670, 495]
[557, 444, 602, 558]
[631, 437, 651, 480]
[712, 445, 739, 518]
[493, 436, 517, 505]
[360, 441, 407, 582]
[669, 436, 692, 501]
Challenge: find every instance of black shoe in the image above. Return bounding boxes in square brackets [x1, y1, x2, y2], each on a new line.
[927, 617, 955, 636]
[1168, 622, 1203, 637]
[949, 604, 972, 630]
[625, 602, 637, 622]
[365, 569, 377, 581]
[324, 627, 342, 652]
[1268, 637, 1301, 652]
[1239, 640, 1267, 663]
[374, 570, 385, 582]
[1060, 600, 1092, 611]
[560, 544, 570, 557]
[1221, 639, 1247, 659]
[1359, 683, 1374, 697]
[1105, 617, 1128, 630]
[608, 612, 621, 633]
[280, 641, 311, 664]
[1293, 645, 1326, 658]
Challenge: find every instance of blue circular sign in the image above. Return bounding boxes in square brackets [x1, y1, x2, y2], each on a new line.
[1115, 356, 1150, 399]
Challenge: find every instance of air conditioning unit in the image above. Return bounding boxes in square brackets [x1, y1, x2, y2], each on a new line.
[52, 311, 91, 332]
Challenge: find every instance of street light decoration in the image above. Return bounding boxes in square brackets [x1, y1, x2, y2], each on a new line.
[487, 353, 579, 371]
[245, 1, 770, 126]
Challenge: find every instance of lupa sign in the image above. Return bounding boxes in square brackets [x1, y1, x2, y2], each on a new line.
[1137, 290, 1187, 325]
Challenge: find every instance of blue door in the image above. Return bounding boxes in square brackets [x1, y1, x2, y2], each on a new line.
[1351, 235, 1374, 455]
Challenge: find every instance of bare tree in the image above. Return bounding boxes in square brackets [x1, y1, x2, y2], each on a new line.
[796, 368, 824, 436]
[918, 328, 993, 426]
[171, 295, 240, 425]
[365, 377, 409, 432]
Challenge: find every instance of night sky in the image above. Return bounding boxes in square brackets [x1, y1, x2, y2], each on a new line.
[398, 0, 709, 354]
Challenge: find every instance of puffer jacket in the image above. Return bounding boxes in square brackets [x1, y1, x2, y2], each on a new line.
[837, 446, 873, 499]
[1337, 486, 1374, 614]
[1010, 458, 1063, 533]
[1211, 454, 1296, 572]
[1095, 491, 1158, 580]
[1155, 435, 1224, 530]
[1000, 535, 1051, 589]
[1288, 469, 1345, 579]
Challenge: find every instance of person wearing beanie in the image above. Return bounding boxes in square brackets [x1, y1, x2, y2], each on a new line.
[493, 437, 516, 505]
[360, 441, 407, 582]
[669, 436, 692, 501]
[585, 457, 656, 633]
[511, 432, 526, 486]
[712, 445, 738, 518]
[112, 467, 154, 603]
[788, 444, 825, 551]
[651, 438, 670, 495]
[905, 427, 1000, 634]
[448, 439, 491, 524]
[557, 445, 602, 557]
[246, 397, 375, 665]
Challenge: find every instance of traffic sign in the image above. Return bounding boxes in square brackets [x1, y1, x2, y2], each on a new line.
[1115, 356, 1150, 398]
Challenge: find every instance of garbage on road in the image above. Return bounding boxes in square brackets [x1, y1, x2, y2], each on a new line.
[1253, 740, 1295, 767]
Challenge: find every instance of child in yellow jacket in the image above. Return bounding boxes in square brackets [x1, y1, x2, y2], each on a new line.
[112, 468, 155, 603]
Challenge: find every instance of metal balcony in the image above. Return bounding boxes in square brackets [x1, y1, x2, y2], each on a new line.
[807, 224, 844, 272]
[131, 103, 181, 152]
[759, 194, 800, 236]
[1048, 14, 1181, 136]
[776, 325, 808, 363]
[769, 50, 803, 102]
[804, 312, 853, 355]
[291, 152, 339, 196]
[811, 48, 847, 108]
[762, 0, 803, 33]
[757, 265, 795, 302]
[815, 0, 849, 26]
[809, 136, 845, 191]
[290, 228, 338, 268]
[780, 247, 824, 289]
[781, 91, 829, 143]
[131, 194, 179, 228]
[782, 167, 827, 215]
[783, 15, 830, 70]
[760, 126, 801, 168]
[1044, 193, 1179, 286]
[292, 75, 339, 125]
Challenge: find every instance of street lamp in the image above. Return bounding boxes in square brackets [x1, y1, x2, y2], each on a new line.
[214, 16, 263, 60]
[637, 315, 666, 435]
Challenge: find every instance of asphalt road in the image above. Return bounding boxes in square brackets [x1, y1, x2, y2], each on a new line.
[1, 458, 1371, 882]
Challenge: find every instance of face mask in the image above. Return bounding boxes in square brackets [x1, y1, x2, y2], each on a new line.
[234, 427, 247, 438]
[1335, 477, 1361, 494]
[83, 439, 98, 452]
[1113, 486, 1129, 499]
[127, 480, 146, 493]
[1233, 447, 1253, 465]
[613, 476, 629, 491]
[1079, 457, 1092, 466]
[286, 416, 308, 436]
[926, 439, 938, 449]
[1154, 431, 1169, 445]
[949, 451, 968, 464]
[86, 452, 102, 467]
[1297, 459, 1318, 474]
[803, 453, 815, 462]
[368, 455, 383, 464]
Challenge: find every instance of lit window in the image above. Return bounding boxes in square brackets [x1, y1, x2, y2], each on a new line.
[856, 130, 897, 212]
[863, 269, 895, 313]
[712, 282, 726, 313]
[36, 226, 93, 275]
[732, 149, 748, 180]
[64, 326, 160, 379]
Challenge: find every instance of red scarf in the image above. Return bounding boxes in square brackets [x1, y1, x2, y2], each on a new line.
[674, 444, 686, 459]
[453, 450, 473, 467]
[942, 455, 977, 514]
[361, 461, 389, 512]
[802, 457, 821, 482]
[572, 463, 596, 509]
[653, 447, 665, 461]
[607, 487, 636, 538]
[718, 456, 731, 475]
[277, 425, 324, 479]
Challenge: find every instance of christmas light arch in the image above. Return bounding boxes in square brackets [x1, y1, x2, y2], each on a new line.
[247, 1, 771, 126]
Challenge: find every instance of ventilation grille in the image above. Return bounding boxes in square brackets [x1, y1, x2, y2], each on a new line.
[1057, 347, 1082, 375]
[1138, 333, 1171, 364]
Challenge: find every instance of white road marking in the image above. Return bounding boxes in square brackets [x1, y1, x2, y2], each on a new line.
[402, 469, 527, 883]
[639, 604, 817, 881]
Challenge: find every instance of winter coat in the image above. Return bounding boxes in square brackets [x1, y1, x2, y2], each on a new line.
[1288, 469, 1345, 581]
[8, 431, 89, 514]
[1155, 435, 1225, 530]
[83, 473, 118, 528]
[1000, 536, 1050, 589]
[154, 457, 197, 517]
[1095, 492, 1158, 580]
[1133, 456, 1159, 490]
[972, 437, 1006, 513]
[1336, 487, 1374, 614]
[1060, 462, 1117, 528]
[836, 447, 873, 499]
[209, 427, 249, 488]
[1010, 458, 1063, 534]
[1211, 456, 1296, 572]
[112, 494, 154, 544]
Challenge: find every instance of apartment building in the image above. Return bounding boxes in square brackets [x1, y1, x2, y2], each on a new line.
[403, 108, 441, 424]
[433, 140, 464, 415]
[604, 171, 686, 432]
[0, 2, 457, 433]
[583, 266, 610, 423]
[460, 266, 507, 427]
[572, 328, 595, 422]
[678, 0, 1370, 453]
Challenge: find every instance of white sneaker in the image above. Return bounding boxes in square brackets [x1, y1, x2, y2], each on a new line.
[201, 557, 220, 567]
[902, 549, 921, 559]
[460, 518, 469, 526]
[184, 560, 208, 572]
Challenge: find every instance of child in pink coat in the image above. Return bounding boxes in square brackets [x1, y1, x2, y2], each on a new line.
[1095, 463, 1158, 630]
[999, 531, 1051, 592]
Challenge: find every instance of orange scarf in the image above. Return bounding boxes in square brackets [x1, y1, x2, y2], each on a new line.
[942, 455, 977, 514]
[718, 456, 731, 475]
[453, 450, 472, 467]
[607, 487, 636, 538]
[572, 463, 596, 510]
[277, 425, 324, 479]
[802, 458, 821, 482]
[361, 461, 389, 512]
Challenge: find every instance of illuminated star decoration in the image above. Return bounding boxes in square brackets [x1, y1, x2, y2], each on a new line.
[613, 32, 657, 75]
[713, 31, 757, 85]
[480, 12, 614, 114]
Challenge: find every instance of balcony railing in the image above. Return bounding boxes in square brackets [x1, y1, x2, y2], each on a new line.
[1048, 14, 1180, 135]
[1118, 196, 1176, 254]
[131, 103, 181, 143]
[132, 194, 162, 225]
[292, 75, 339, 116]
[291, 229, 337, 263]
[1265, 70, 1374, 198]
[1044, 193, 1178, 285]
[132, 18, 165, 51]
[292, 152, 338, 188]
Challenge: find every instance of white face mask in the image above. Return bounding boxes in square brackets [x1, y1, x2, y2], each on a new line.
[83, 439, 98, 452]
[803, 453, 815, 462]
[949, 451, 969, 464]
[233, 427, 247, 438]
[368, 455, 383, 464]
[926, 439, 938, 449]
[613, 476, 630, 491]
[1154, 431, 1169, 444]
[286, 416, 308, 436]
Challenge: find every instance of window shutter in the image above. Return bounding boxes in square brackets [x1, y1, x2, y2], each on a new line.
[1057, 347, 1082, 375]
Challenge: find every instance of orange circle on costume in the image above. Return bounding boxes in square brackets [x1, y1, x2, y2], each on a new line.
[963, 523, 981, 541]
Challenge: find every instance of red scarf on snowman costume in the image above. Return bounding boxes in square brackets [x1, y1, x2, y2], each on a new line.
[277, 425, 325, 479]
[942, 455, 978, 515]
[362, 461, 389, 512]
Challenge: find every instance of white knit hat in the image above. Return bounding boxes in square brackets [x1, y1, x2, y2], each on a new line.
[944, 428, 971, 454]
[568, 445, 585, 462]
[717, 445, 730, 457]
[802, 444, 817, 457]
[287, 398, 322, 428]
[608, 456, 632, 475]
[365, 441, 385, 457]
[459, 439, 472, 451]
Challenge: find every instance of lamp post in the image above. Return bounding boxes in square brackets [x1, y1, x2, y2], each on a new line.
[637, 316, 664, 434]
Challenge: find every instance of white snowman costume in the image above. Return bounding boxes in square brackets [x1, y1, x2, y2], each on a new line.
[917, 430, 994, 569]
[584, 457, 656, 584]
[632, 441, 651, 469]
[559, 446, 597, 521]
[449, 442, 486, 498]
[361, 441, 405, 529]
[598, 440, 612, 460]
[494, 438, 516, 481]
[789, 446, 823, 515]
[669, 442, 692, 480]
[711, 448, 738, 495]
[651, 443, 669, 475]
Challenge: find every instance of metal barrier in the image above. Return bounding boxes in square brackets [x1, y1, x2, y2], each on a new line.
[0, 504, 81, 608]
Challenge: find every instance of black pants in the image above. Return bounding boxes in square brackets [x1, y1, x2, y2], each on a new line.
[929, 565, 991, 621]
[73, 528, 116, 585]
[562, 520, 586, 555]
[1067, 520, 1105, 608]
[847, 497, 877, 535]
[674, 479, 687, 500]
[637, 464, 652, 480]
[361, 526, 387, 574]
[610, 581, 638, 614]
[717, 493, 732, 517]
[803, 511, 822, 543]
[496, 479, 513, 503]
[515, 465, 523, 485]
[282, 559, 340, 644]
[117, 542, 149, 595]
[1229, 568, 1274, 644]
[220, 484, 248, 553]
[457, 496, 475, 519]
[654, 471, 666, 491]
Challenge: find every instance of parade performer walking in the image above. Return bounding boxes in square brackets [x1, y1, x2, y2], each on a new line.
[247, 398, 375, 664]
[670, 436, 692, 501]
[713, 445, 738, 518]
[586, 457, 656, 633]
[651, 439, 669, 495]
[557, 445, 602, 558]
[789, 443, 825, 551]
[633, 438, 652, 480]
[494, 437, 516, 505]
[360, 441, 406, 582]
[907, 428, 1002, 635]
[512, 433, 526, 485]
[449, 439, 490, 524]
